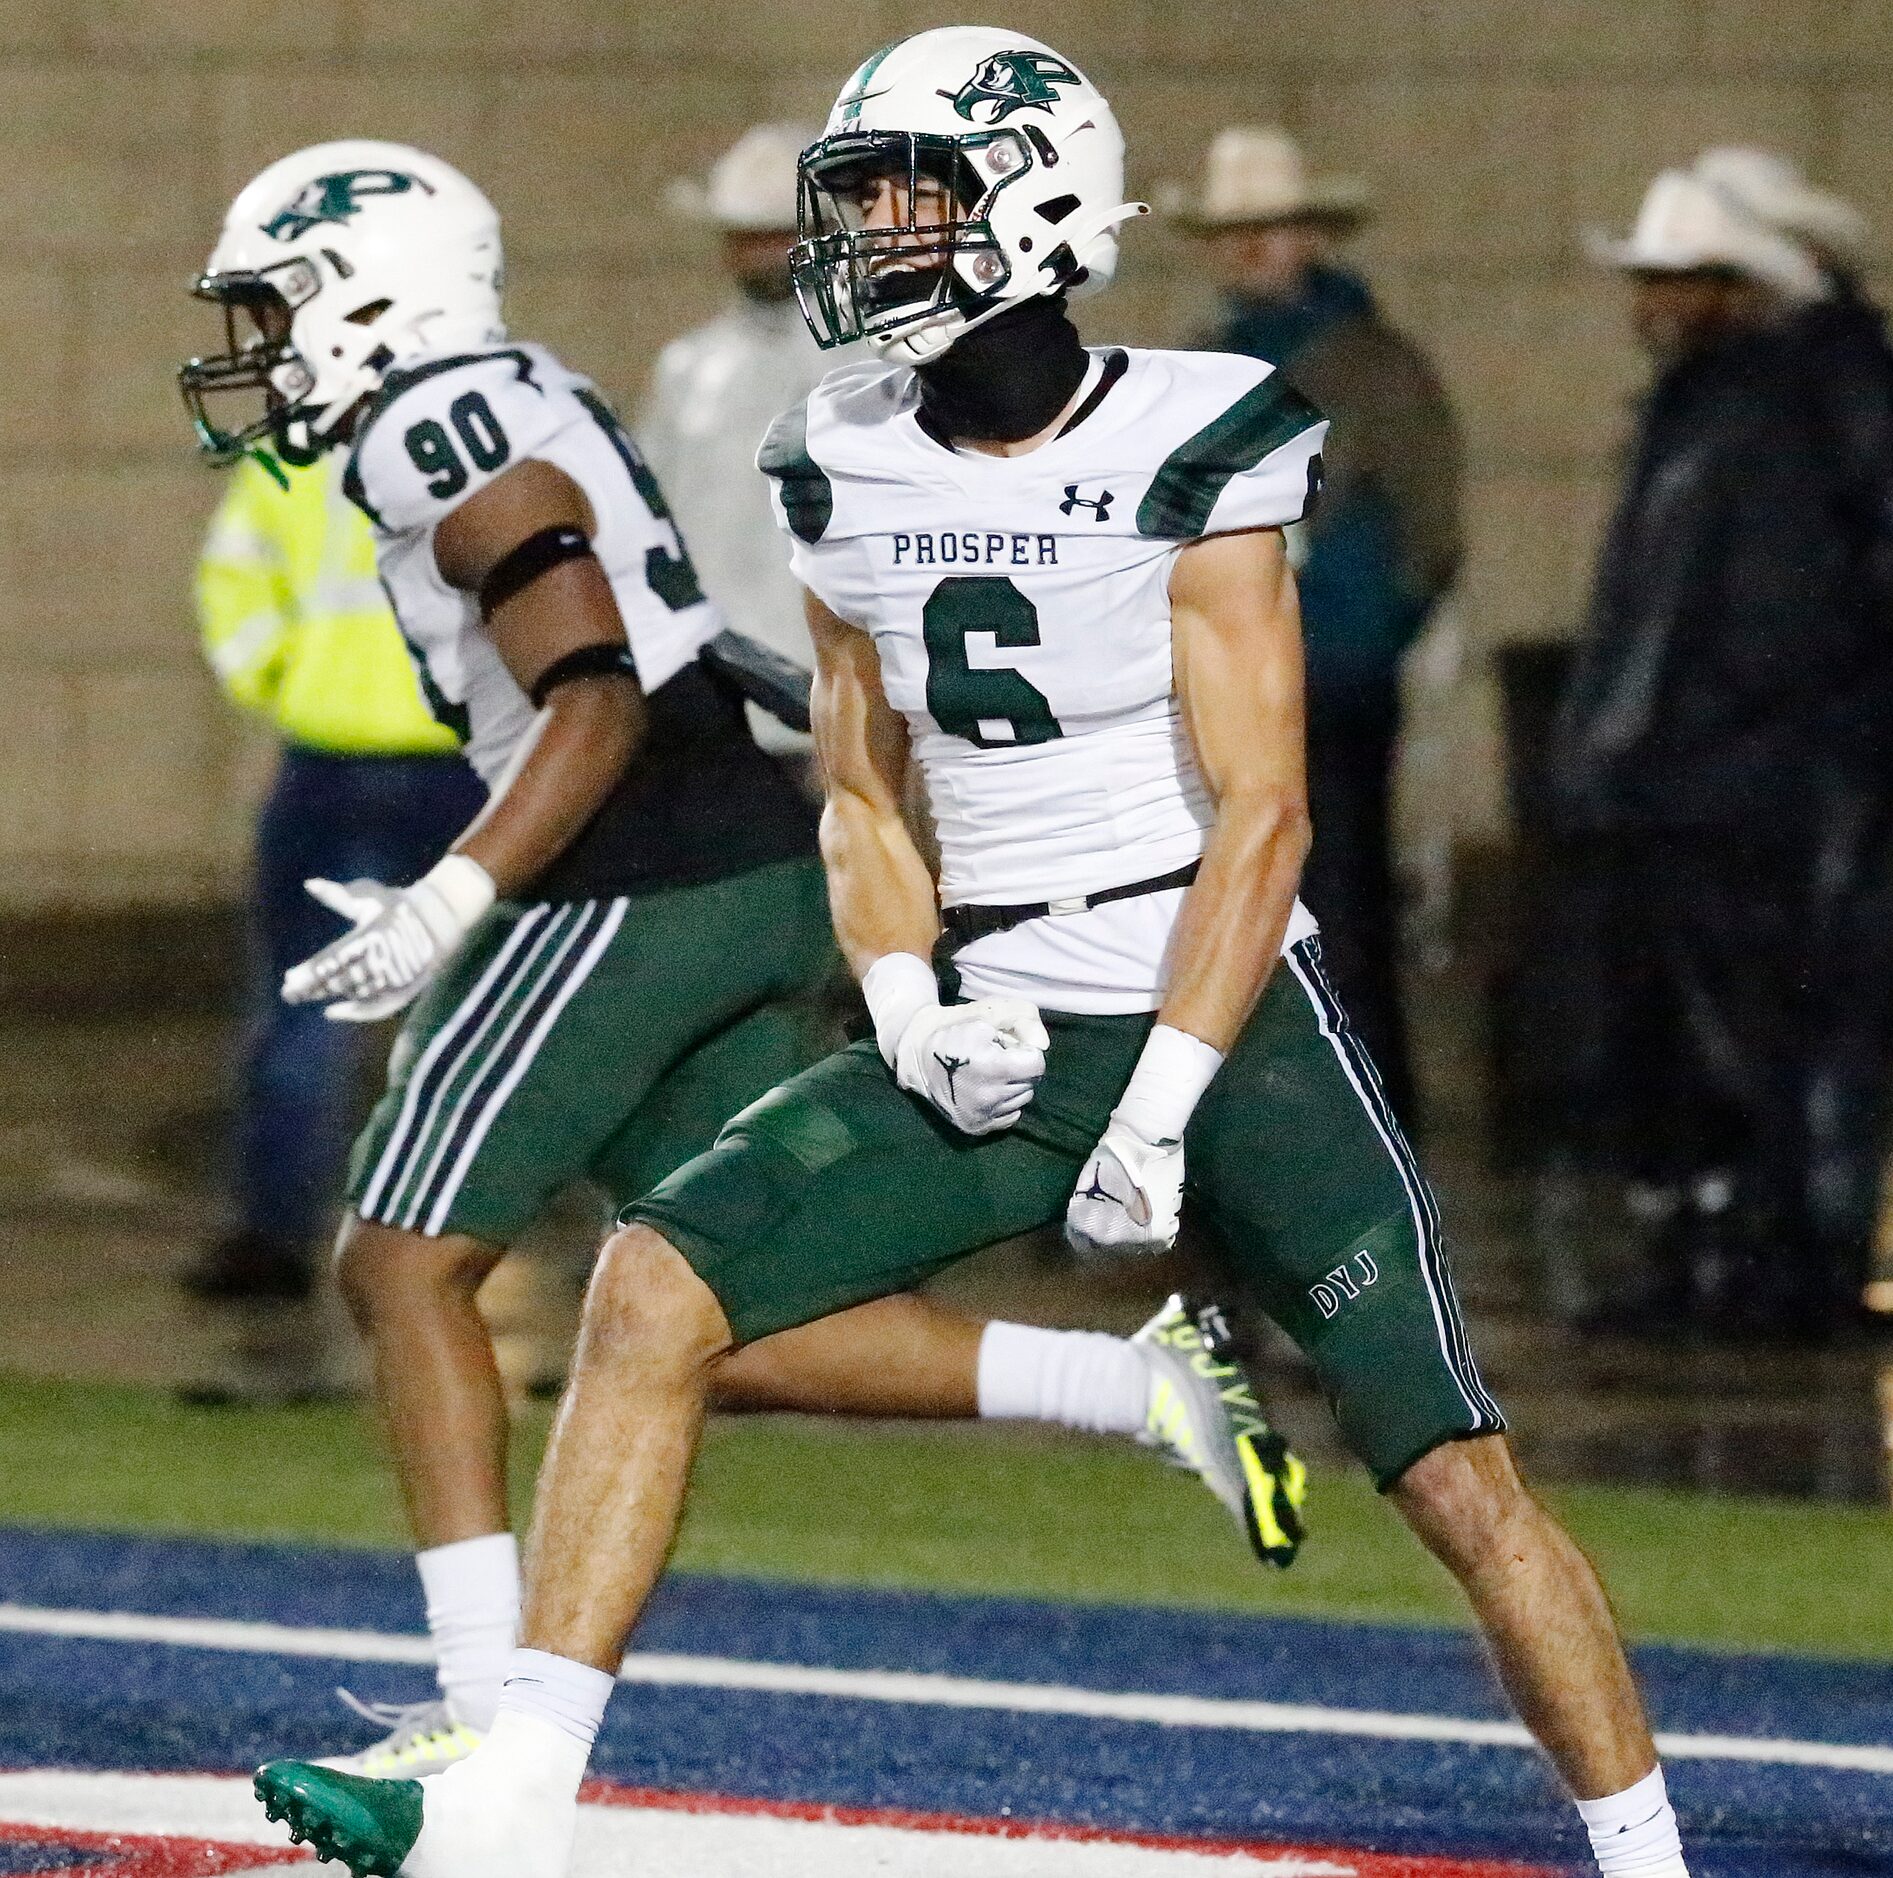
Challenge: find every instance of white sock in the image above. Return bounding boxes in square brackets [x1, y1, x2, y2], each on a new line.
[403, 1707, 587, 1878]
[416, 1533, 521, 1731]
[1576, 1766, 1689, 1876]
[976, 1322, 1149, 1436]
[499, 1647, 616, 1753]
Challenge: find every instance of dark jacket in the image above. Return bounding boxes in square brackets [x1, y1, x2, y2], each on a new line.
[1793, 285, 1893, 606]
[1553, 303, 1893, 835]
[1204, 266, 1464, 706]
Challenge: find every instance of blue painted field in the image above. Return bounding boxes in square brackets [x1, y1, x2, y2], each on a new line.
[0, 1529, 1887, 1875]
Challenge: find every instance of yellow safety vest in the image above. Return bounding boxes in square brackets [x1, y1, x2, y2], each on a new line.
[195, 454, 461, 755]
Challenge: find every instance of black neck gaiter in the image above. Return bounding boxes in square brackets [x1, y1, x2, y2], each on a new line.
[916, 296, 1089, 444]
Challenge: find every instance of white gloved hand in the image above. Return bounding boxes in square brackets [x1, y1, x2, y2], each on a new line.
[1066, 1115, 1186, 1258]
[892, 997, 1049, 1136]
[281, 855, 495, 1023]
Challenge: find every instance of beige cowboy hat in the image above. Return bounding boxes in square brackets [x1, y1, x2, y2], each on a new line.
[1692, 146, 1869, 272]
[666, 121, 817, 233]
[1158, 127, 1373, 232]
[1584, 169, 1824, 301]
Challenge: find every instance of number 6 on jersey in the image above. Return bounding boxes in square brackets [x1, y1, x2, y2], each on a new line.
[922, 575, 1062, 747]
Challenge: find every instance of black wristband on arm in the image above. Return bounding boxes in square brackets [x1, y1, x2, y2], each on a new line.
[478, 525, 597, 618]
[527, 641, 641, 709]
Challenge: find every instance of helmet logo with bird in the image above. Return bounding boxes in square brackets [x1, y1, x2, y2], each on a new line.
[261, 169, 431, 242]
[945, 51, 1081, 125]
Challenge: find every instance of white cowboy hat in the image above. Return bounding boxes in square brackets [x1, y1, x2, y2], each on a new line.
[1583, 169, 1823, 301]
[1158, 127, 1373, 232]
[1692, 146, 1869, 271]
[666, 121, 817, 233]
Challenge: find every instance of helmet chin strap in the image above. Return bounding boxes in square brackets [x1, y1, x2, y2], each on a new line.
[914, 295, 1088, 444]
[1056, 199, 1149, 289]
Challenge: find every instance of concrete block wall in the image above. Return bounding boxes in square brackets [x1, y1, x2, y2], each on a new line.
[0, 0, 1885, 905]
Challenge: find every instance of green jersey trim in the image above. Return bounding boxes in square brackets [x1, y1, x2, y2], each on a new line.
[1136, 372, 1325, 541]
[758, 400, 834, 545]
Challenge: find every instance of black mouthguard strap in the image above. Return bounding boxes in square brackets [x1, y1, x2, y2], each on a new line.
[479, 525, 597, 619]
[528, 641, 640, 709]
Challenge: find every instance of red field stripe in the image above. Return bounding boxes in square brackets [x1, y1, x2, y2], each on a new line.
[0, 1820, 308, 1878]
[576, 1776, 1554, 1874]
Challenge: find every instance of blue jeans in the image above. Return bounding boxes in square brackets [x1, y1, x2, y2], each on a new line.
[234, 746, 488, 1248]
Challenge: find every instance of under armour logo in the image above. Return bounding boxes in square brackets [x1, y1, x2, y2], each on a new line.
[1059, 483, 1114, 521]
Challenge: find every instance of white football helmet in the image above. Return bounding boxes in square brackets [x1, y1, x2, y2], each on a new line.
[791, 27, 1145, 365]
[180, 140, 504, 464]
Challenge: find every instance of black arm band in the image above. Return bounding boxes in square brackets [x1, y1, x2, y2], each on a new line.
[479, 525, 597, 618]
[528, 641, 640, 709]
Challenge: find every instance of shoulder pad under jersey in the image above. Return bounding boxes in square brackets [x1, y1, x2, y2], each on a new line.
[1132, 351, 1328, 541]
[758, 359, 915, 547]
[343, 347, 566, 535]
[757, 395, 833, 546]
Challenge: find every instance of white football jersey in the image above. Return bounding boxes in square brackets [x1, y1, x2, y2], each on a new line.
[762, 346, 1326, 1014]
[345, 341, 720, 789]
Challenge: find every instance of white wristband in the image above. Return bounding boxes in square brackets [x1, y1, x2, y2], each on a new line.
[413, 854, 497, 944]
[1113, 1023, 1225, 1144]
[862, 952, 939, 1066]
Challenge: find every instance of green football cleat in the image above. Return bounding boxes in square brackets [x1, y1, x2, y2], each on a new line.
[255, 1759, 425, 1878]
[1133, 1292, 1309, 1568]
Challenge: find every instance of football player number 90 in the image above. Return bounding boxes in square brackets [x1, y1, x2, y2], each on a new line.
[923, 576, 1063, 748]
[403, 391, 513, 499]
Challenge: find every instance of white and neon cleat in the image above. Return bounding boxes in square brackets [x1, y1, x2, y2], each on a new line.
[316, 1693, 484, 1780]
[261, 1711, 582, 1878]
[1133, 1292, 1309, 1568]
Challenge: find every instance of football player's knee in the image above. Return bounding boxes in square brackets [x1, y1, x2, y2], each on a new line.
[1390, 1433, 1532, 1569]
[334, 1215, 497, 1328]
[583, 1225, 731, 1369]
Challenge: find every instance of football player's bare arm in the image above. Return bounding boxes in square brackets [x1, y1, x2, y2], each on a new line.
[806, 589, 940, 977]
[1065, 528, 1309, 1257]
[809, 588, 1047, 1136]
[1162, 526, 1313, 1053]
[432, 457, 647, 899]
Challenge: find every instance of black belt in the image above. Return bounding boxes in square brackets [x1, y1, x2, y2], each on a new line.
[939, 860, 1201, 956]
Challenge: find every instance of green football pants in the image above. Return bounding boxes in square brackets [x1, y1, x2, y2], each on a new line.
[348, 857, 833, 1246]
[628, 934, 1505, 1487]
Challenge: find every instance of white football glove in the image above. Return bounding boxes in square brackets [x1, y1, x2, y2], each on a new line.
[1066, 1116, 1186, 1259]
[281, 855, 495, 1023]
[894, 998, 1049, 1135]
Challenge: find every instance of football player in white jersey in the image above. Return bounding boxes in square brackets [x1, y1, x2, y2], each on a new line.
[184, 140, 1303, 1782]
[254, 38, 1690, 1878]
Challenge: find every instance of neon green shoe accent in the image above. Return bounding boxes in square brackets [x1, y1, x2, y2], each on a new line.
[254, 1760, 424, 1878]
[319, 1695, 483, 1779]
[1133, 1292, 1308, 1569]
[1239, 1425, 1309, 1560]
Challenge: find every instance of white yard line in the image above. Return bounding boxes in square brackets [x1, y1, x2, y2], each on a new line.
[2, 1600, 1888, 1775]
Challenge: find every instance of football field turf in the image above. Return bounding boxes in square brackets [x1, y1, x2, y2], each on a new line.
[0, 1372, 1889, 1874]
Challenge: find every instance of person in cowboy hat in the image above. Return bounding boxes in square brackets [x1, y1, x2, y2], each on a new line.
[1546, 168, 1893, 1342]
[1692, 146, 1893, 588]
[1693, 148, 1893, 1331]
[1165, 126, 1462, 1124]
[639, 122, 840, 758]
